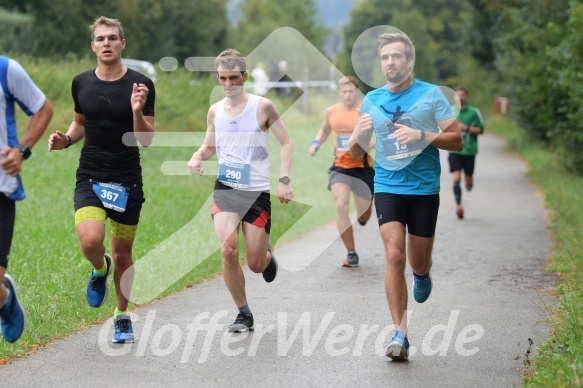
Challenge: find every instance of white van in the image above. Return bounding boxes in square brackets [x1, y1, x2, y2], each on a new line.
[121, 58, 157, 83]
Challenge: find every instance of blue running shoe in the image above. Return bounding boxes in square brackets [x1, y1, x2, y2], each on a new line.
[112, 313, 134, 343]
[86, 254, 112, 308]
[0, 274, 26, 343]
[413, 272, 432, 303]
[385, 330, 409, 361]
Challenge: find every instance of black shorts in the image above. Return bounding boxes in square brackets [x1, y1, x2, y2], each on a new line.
[448, 153, 476, 176]
[328, 165, 375, 201]
[374, 193, 440, 238]
[212, 180, 271, 234]
[74, 176, 145, 225]
[0, 193, 15, 268]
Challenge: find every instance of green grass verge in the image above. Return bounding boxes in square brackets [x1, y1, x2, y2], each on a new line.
[0, 57, 345, 358]
[488, 116, 583, 387]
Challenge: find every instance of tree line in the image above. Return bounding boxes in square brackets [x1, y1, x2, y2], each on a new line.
[0, 0, 230, 62]
[338, 0, 583, 175]
[2, 0, 581, 174]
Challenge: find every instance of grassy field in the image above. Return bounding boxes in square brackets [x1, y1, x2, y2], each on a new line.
[487, 116, 583, 387]
[0, 57, 344, 358]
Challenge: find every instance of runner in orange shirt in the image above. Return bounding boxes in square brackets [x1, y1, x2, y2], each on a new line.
[310, 76, 375, 267]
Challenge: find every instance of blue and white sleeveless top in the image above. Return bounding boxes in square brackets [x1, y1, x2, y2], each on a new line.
[0, 56, 46, 199]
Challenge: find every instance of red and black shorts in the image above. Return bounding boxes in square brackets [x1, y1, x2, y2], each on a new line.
[211, 180, 271, 234]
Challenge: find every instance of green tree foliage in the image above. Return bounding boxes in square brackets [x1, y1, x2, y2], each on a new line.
[465, 0, 583, 175]
[118, 0, 229, 62]
[463, 0, 498, 69]
[0, 8, 34, 53]
[0, 0, 229, 62]
[337, 0, 470, 91]
[484, 1, 583, 170]
[407, 0, 471, 80]
[10, 0, 117, 57]
[233, 0, 328, 56]
[495, 1, 569, 138]
[546, 1, 583, 174]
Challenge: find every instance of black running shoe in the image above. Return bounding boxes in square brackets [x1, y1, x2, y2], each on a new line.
[228, 313, 254, 332]
[112, 314, 134, 343]
[263, 241, 278, 283]
[343, 252, 359, 267]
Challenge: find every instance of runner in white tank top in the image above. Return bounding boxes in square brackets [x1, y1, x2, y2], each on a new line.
[188, 49, 294, 333]
[214, 94, 270, 191]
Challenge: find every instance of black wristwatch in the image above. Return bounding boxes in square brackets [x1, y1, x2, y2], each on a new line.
[278, 176, 291, 184]
[14, 143, 31, 160]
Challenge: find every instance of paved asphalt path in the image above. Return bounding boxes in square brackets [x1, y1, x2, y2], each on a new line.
[1, 133, 555, 387]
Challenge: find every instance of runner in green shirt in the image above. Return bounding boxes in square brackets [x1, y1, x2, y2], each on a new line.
[448, 87, 484, 219]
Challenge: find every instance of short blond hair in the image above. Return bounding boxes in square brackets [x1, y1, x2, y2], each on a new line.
[378, 33, 415, 61]
[215, 48, 246, 75]
[90, 16, 124, 41]
[338, 76, 359, 89]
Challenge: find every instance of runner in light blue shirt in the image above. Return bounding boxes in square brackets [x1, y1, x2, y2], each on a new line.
[349, 32, 463, 361]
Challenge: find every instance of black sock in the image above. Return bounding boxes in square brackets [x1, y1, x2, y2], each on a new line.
[413, 271, 429, 279]
[238, 305, 252, 317]
[453, 182, 462, 205]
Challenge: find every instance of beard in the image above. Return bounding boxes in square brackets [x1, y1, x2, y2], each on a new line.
[385, 68, 411, 85]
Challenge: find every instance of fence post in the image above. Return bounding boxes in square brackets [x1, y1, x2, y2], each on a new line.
[328, 64, 335, 99]
[302, 66, 309, 113]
